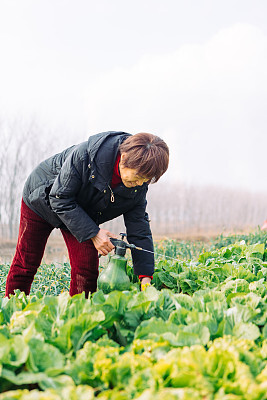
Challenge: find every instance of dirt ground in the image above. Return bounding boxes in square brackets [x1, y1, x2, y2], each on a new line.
[0, 234, 70, 264]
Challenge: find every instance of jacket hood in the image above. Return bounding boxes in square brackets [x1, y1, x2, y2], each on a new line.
[87, 131, 131, 161]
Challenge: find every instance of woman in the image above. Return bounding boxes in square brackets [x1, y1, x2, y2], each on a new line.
[5, 131, 169, 297]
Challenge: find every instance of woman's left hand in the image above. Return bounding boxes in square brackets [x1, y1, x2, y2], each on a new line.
[141, 277, 151, 291]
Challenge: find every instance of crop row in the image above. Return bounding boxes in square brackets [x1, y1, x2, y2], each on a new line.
[0, 285, 267, 395]
[1, 230, 266, 297]
[0, 337, 266, 399]
[0, 231, 266, 398]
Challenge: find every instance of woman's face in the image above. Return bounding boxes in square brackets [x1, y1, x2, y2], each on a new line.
[119, 153, 149, 188]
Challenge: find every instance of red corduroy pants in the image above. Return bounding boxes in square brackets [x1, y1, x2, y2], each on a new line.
[5, 200, 99, 297]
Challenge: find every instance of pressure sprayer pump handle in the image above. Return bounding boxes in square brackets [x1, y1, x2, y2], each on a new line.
[99, 233, 154, 258]
[109, 233, 137, 256]
[119, 233, 127, 241]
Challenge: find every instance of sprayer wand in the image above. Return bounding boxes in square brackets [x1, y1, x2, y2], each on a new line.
[109, 233, 178, 262]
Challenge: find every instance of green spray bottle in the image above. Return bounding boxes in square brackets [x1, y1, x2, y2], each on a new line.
[97, 233, 135, 294]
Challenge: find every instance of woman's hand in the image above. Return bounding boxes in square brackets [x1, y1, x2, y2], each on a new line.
[91, 229, 117, 256]
[141, 277, 151, 291]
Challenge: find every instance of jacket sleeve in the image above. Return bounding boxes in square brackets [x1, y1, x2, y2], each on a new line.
[123, 197, 154, 276]
[49, 148, 100, 242]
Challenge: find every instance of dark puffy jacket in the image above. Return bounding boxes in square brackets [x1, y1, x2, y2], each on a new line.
[23, 131, 154, 276]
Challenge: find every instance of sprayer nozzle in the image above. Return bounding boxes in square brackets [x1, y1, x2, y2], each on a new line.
[127, 243, 137, 250]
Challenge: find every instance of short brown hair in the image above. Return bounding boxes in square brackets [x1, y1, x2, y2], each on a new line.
[119, 132, 169, 183]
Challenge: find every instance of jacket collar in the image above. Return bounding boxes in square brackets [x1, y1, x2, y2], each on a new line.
[113, 182, 148, 199]
[87, 131, 131, 162]
[87, 131, 131, 191]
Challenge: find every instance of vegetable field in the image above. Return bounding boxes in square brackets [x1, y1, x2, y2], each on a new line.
[0, 230, 267, 399]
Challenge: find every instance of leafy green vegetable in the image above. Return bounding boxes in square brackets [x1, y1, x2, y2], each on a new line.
[1, 230, 267, 397]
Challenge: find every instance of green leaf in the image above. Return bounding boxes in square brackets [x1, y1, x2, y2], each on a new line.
[232, 322, 261, 341]
[92, 290, 106, 305]
[168, 308, 190, 325]
[185, 311, 218, 336]
[249, 280, 267, 297]
[247, 243, 265, 258]
[155, 290, 178, 321]
[173, 294, 194, 310]
[123, 287, 160, 329]
[0, 291, 28, 324]
[0, 368, 48, 385]
[134, 317, 179, 340]
[0, 368, 74, 390]
[226, 292, 247, 306]
[0, 335, 29, 367]
[154, 271, 177, 289]
[51, 310, 105, 353]
[225, 304, 260, 326]
[221, 279, 250, 296]
[0, 333, 10, 361]
[27, 338, 65, 373]
[168, 324, 210, 346]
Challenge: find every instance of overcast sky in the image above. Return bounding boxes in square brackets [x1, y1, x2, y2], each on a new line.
[0, 0, 267, 193]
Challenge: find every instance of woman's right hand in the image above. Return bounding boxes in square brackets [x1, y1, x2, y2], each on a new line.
[91, 229, 117, 256]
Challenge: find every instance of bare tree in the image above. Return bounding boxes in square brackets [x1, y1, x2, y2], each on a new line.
[0, 116, 56, 239]
[147, 182, 267, 236]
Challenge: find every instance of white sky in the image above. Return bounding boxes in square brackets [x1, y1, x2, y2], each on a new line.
[0, 0, 267, 193]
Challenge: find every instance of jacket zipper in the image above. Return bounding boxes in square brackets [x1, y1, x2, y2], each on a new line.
[108, 185, 115, 203]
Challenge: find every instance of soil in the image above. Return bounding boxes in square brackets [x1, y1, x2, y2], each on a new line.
[0, 234, 69, 264]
